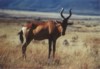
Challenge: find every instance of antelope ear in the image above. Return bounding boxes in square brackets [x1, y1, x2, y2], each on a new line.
[55, 20, 61, 23]
[68, 22, 73, 25]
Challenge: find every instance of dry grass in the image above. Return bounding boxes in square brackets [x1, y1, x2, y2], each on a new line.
[0, 19, 100, 69]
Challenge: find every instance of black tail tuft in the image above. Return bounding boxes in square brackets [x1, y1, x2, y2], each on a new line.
[18, 30, 24, 43]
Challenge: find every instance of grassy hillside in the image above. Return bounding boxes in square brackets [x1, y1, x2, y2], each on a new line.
[0, 18, 100, 69]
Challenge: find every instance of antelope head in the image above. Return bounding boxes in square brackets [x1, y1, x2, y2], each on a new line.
[60, 8, 72, 35]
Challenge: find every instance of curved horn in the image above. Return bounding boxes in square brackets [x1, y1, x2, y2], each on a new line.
[66, 9, 72, 20]
[60, 8, 65, 19]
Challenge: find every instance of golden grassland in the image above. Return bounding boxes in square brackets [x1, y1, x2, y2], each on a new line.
[0, 19, 100, 69]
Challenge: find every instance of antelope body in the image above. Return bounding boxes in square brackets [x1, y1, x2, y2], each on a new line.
[18, 8, 72, 59]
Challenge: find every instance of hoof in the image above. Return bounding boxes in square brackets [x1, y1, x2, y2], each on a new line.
[47, 59, 51, 65]
[22, 54, 26, 60]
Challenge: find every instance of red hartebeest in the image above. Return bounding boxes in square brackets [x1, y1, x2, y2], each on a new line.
[18, 8, 72, 59]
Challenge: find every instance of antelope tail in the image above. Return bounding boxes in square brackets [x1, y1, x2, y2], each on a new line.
[18, 30, 24, 43]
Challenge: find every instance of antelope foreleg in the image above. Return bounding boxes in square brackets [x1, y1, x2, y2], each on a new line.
[48, 39, 52, 59]
[53, 40, 56, 58]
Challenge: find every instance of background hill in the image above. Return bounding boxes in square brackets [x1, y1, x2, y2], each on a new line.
[0, 0, 100, 15]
